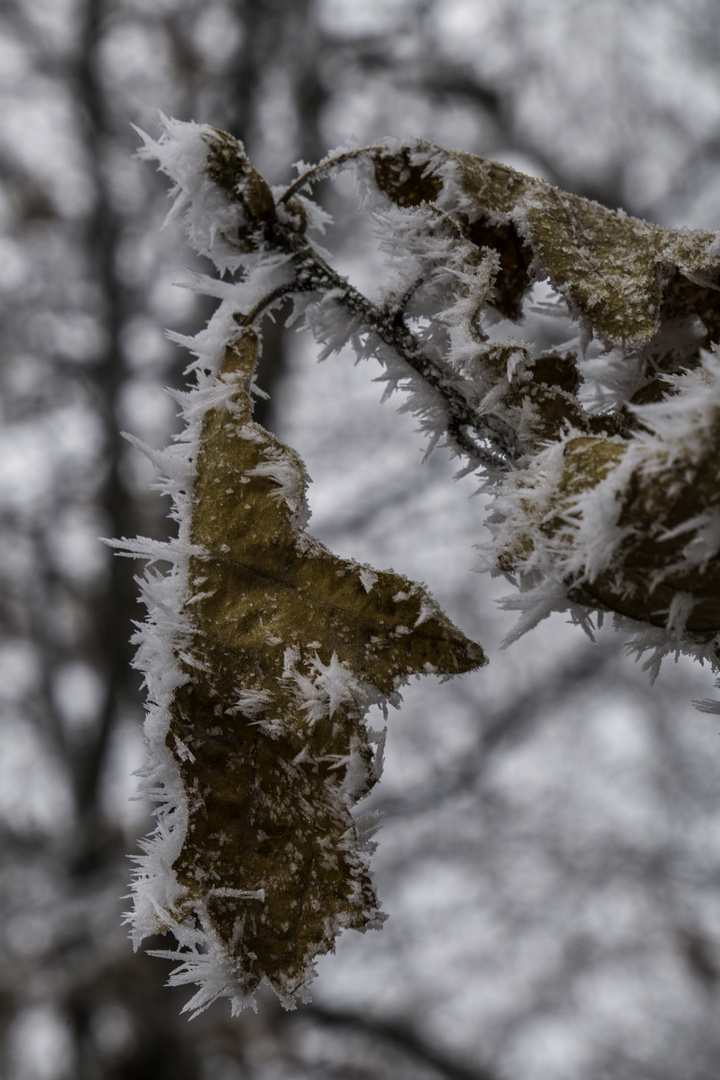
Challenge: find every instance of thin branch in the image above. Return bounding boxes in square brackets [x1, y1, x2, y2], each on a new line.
[278, 145, 386, 205]
[234, 282, 310, 327]
[262, 217, 522, 468]
[205, 132, 521, 469]
[69, 0, 141, 860]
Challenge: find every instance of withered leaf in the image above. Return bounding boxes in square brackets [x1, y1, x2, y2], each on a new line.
[373, 142, 720, 359]
[164, 330, 485, 1005]
[496, 429, 720, 637]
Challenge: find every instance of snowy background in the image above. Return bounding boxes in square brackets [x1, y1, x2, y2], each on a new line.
[2, 1, 720, 1078]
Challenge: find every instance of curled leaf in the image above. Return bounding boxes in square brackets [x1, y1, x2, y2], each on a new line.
[373, 142, 720, 358]
[368, 142, 720, 652]
[492, 361, 720, 640]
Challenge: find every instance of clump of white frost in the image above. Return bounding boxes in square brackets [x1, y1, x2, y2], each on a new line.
[294, 283, 457, 462]
[372, 201, 500, 376]
[148, 909, 273, 1018]
[248, 449, 310, 526]
[137, 116, 249, 276]
[284, 649, 363, 725]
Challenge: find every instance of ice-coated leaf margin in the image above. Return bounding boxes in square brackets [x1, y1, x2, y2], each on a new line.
[118, 119, 485, 1016]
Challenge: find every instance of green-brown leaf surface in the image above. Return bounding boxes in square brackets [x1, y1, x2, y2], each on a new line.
[374, 143, 720, 357]
[496, 430, 720, 636]
[167, 330, 485, 1001]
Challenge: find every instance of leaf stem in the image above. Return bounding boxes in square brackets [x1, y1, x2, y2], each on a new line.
[278, 145, 387, 204]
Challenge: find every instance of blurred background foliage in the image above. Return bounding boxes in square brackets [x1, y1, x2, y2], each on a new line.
[2, 0, 720, 1077]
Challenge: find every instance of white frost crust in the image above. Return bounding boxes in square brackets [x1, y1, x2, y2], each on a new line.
[116, 373, 240, 1001]
[307, 153, 480, 462]
[122, 404, 275, 1015]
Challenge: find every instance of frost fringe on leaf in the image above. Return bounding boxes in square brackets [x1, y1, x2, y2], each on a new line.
[121, 119, 484, 1016]
[124, 117, 720, 1016]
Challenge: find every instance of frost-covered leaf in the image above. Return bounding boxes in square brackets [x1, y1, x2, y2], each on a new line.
[372, 142, 720, 358]
[489, 357, 720, 657]
[128, 329, 484, 1014]
[365, 142, 720, 663]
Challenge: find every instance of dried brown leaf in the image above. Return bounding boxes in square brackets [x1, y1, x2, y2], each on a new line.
[165, 330, 485, 1002]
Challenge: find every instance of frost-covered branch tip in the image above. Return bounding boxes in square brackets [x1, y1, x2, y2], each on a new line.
[201, 127, 529, 468]
[124, 118, 720, 1017]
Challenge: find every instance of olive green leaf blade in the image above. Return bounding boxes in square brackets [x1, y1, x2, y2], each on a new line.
[165, 330, 485, 1006]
